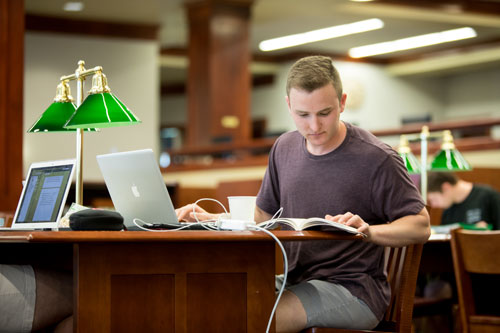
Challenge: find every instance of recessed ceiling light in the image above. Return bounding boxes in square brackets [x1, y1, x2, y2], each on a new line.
[63, 2, 84, 12]
[349, 27, 477, 58]
[259, 18, 384, 52]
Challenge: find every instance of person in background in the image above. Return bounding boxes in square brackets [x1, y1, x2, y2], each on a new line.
[427, 171, 500, 230]
[176, 55, 430, 332]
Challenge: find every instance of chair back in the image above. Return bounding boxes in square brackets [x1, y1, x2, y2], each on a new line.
[304, 243, 423, 333]
[450, 228, 500, 333]
[379, 243, 423, 332]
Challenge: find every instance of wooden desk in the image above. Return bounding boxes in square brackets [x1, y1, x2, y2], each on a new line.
[419, 235, 453, 275]
[0, 230, 360, 332]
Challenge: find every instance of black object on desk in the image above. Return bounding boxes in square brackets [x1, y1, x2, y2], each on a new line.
[70, 209, 124, 231]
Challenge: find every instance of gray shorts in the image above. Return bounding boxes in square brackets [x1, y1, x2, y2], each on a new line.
[0, 265, 36, 332]
[276, 275, 379, 330]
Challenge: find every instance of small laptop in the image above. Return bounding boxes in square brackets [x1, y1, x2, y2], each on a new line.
[9, 159, 75, 230]
[96, 149, 179, 230]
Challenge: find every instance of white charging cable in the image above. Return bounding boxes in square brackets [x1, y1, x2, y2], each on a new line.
[192, 198, 229, 230]
[247, 224, 288, 333]
[132, 217, 220, 232]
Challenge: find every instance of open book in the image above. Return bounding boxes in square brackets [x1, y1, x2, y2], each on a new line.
[257, 217, 366, 237]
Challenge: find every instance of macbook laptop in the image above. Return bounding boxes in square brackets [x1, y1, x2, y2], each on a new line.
[9, 159, 75, 230]
[96, 149, 179, 230]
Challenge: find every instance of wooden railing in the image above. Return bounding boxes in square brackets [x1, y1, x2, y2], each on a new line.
[163, 118, 500, 172]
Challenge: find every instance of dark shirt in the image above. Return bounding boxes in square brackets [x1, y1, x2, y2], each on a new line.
[442, 184, 500, 230]
[257, 122, 424, 321]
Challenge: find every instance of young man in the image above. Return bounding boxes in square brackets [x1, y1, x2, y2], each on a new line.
[177, 55, 430, 332]
[427, 171, 500, 229]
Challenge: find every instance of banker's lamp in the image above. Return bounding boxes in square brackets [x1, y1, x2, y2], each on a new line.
[397, 135, 420, 174]
[398, 125, 471, 203]
[28, 60, 141, 205]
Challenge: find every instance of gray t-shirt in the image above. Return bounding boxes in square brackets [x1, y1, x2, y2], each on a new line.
[257, 122, 424, 321]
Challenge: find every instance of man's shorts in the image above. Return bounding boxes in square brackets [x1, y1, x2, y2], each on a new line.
[276, 275, 379, 330]
[0, 265, 36, 332]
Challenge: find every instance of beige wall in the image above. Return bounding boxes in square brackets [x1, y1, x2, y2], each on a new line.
[24, 32, 159, 182]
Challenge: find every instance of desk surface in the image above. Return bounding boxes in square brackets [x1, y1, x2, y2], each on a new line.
[0, 230, 364, 243]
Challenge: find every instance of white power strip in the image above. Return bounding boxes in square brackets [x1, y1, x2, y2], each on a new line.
[218, 219, 256, 230]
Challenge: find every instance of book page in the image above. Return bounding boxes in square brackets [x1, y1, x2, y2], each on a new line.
[258, 217, 364, 236]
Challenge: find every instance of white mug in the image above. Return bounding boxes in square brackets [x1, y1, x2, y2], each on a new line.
[227, 196, 257, 222]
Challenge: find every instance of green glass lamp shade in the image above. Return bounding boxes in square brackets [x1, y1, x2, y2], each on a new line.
[64, 93, 141, 129]
[28, 102, 98, 133]
[399, 152, 421, 174]
[430, 148, 472, 171]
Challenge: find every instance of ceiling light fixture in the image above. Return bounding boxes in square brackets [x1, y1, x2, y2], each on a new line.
[63, 2, 84, 12]
[259, 18, 384, 52]
[349, 27, 477, 58]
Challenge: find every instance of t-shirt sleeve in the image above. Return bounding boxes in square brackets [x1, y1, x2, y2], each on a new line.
[257, 139, 281, 215]
[370, 152, 425, 222]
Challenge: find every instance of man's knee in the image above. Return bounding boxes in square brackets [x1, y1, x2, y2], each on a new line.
[276, 290, 307, 333]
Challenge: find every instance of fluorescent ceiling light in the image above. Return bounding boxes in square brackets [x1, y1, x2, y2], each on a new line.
[63, 2, 84, 12]
[259, 18, 384, 52]
[349, 27, 477, 58]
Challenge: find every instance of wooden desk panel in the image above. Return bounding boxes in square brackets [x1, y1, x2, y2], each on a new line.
[74, 240, 274, 332]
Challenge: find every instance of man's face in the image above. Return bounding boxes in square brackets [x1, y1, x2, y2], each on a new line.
[286, 84, 346, 155]
[427, 184, 454, 209]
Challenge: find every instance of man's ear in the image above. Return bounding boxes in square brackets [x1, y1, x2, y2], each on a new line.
[441, 182, 452, 193]
[285, 95, 291, 113]
[339, 93, 347, 113]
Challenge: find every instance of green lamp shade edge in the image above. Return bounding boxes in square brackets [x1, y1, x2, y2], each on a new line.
[430, 149, 472, 171]
[64, 93, 141, 129]
[399, 152, 421, 174]
[29, 102, 98, 133]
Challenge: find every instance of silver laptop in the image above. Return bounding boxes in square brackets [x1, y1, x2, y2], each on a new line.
[10, 159, 75, 230]
[96, 149, 179, 230]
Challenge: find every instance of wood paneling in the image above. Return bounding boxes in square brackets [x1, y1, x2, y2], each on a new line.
[187, 273, 247, 331]
[25, 14, 159, 40]
[111, 274, 175, 332]
[0, 0, 23, 212]
[74, 239, 276, 332]
[185, 0, 254, 146]
[458, 167, 500, 193]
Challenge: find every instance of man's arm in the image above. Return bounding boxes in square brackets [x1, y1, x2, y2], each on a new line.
[254, 205, 272, 223]
[327, 207, 430, 247]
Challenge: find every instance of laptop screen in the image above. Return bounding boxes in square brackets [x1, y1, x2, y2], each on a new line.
[12, 160, 75, 229]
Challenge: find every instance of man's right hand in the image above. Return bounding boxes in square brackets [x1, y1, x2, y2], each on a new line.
[175, 204, 219, 222]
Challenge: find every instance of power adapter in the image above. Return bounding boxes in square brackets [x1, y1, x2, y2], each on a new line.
[218, 219, 256, 230]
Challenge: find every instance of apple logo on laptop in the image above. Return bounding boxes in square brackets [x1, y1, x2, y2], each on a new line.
[131, 184, 141, 198]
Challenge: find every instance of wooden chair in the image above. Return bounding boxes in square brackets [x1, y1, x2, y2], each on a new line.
[302, 243, 423, 333]
[0, 211, 14, 228]
[450, 229, 500, 333]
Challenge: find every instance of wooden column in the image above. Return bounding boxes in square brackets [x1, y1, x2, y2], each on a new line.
[0, 0, 23, 212]
[185, 0, 253, 147]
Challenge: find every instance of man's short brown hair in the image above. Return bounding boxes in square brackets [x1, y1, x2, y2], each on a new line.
[286, 55, 343, 101]
[427, 172, 459, 192]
